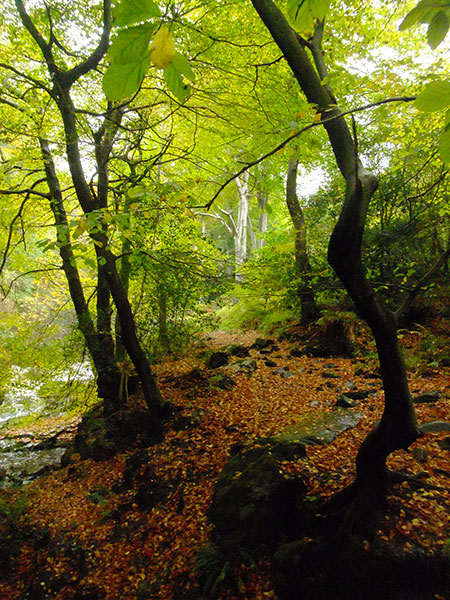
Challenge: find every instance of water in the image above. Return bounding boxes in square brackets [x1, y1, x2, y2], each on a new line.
[0, 363, 93, 487]
[0, 362, 94, 424]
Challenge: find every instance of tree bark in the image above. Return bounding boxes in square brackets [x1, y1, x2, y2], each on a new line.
[234, 173, 250, 281]
[39, 139, 121, 411]
[250, 0, 421, 530]
[286, 157, 320, 325]
[257, 189, 268, 248]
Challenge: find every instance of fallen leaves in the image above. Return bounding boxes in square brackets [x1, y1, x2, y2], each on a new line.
[0, 323, 448, 599]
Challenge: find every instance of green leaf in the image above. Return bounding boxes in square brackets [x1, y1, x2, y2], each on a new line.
[287, 0, 331, 33]
[171, 52, 195, 81]
[107, 25, 154, 64]
[164, 62, 191, 101]
[415, 80, 450, 111]
[113, 0, 160, 28]
[399, 2, 432, 30]
[439, 127, 450, 162]
[103, 57, 150, 101]
[427, 10, 449, 48]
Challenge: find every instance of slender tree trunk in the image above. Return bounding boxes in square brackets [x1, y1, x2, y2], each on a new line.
[286, 157, 320, 325]
[234, 173, 250, 281]
[251, 0, 421, 530]
[257, 189, 268, 248]
[39, 139, 121, 411]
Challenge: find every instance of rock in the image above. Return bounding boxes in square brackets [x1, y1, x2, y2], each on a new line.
[413, 391, 440, 404]
[172, 415, 200, 432]
[230, 358, 257, 374]
[412, 447, 428, 464]
[264, 359, 277, 367]
[421, 421, 450, 433]
[206, 352, 229, 369]
[335, 395, 358, 409]
[274, 410, 364, 446]
[252, 338, 275, 350]
[274, 367, 294, 378]
[209, 373, 236, 390]
[229, 344, 250, 358]
[321, 370, 340, 379]
[166, 367, 208, 389]
[438, 437, 450, 451]
[208, 445, 306, 548]
[343, 381, 356, 390]
[343, 389, 377, 400]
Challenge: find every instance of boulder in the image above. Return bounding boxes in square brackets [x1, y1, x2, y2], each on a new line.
[252, 338, 275, 350]
[208, 445, 306, 549]
[438, 437, 450, 451]
[209, 373, 236, 390]
[421, 421, 450, 433]
[335, 395, 358, 409]
[228, 345, 250, 358]
[207, 352, 229, 369]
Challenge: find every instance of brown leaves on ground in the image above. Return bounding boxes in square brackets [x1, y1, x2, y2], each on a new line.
[0, 320, 449, 600]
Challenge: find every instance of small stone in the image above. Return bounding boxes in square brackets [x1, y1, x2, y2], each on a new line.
[412, 447, 428, 464]
[438, 437, 450, 451]
[321, 370, 340, 379]
[335, 395, 358, 409]
[264, 359, 277, 367]
[343, 381, 356, 390]
[281, 371, 294, 379]
[413, 391, 440, 404]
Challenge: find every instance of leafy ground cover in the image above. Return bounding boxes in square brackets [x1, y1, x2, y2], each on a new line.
[0, 320, 449, 599]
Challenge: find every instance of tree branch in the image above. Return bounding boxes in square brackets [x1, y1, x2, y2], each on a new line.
[201, 96, 416, 209]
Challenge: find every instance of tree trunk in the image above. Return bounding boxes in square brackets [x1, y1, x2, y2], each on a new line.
[16, 0, 163, 413]
[39, 139, 121, 411]
[286, 157, 320, 325]
[257, 189, 268, 248]
[234, 173, 250, 281]
[250, 0, 421, 531]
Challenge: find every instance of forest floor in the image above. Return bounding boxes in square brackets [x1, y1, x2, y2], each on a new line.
[0, 317, 449, 599]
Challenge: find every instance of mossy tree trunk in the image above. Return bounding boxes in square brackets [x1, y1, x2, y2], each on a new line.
[286, 156, 320, 325]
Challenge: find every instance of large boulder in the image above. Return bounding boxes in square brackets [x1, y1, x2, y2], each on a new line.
[207, 444, 306, 549]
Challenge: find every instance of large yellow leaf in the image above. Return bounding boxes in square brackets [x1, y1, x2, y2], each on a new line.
[150, 27, 176, 69]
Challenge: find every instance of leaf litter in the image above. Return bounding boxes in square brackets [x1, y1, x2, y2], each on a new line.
[0, 321, 448, 599]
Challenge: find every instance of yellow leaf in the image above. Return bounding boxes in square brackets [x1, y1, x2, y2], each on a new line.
[151, 27, 175, 69]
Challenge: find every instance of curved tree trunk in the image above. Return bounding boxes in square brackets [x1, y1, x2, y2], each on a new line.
[286, 157, 320, 325]
[251, 0, 421, 531]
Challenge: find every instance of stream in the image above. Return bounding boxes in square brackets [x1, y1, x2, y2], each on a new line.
[0, 364, 92, 488]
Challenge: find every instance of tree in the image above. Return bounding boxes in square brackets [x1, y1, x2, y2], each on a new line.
[248, 0, 423, 532]
[285, 155, 320, 324]
[1, 0, 163, 413]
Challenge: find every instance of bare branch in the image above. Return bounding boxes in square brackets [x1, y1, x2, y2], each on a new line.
[201, 96, 416, 209]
